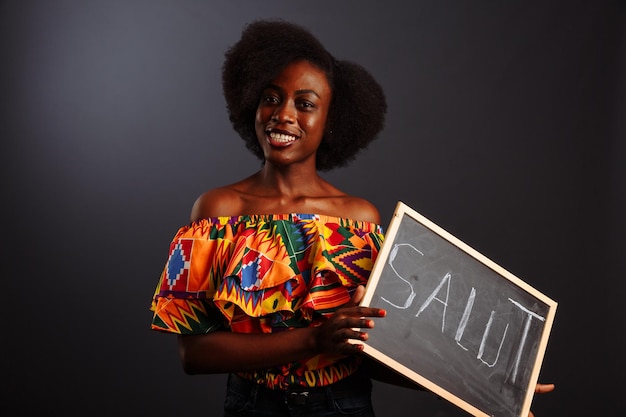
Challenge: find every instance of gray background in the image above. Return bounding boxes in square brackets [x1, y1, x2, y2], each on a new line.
[3, 1, 625, 416]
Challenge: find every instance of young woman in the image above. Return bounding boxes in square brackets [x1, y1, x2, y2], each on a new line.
[150, 19, 553, 417]
[151, 19, 387, 417]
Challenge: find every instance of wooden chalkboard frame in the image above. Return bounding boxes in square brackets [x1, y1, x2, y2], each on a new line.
[360, 201, 557, 417]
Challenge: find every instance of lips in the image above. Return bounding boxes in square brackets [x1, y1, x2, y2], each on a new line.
[267, 130, 298, 147]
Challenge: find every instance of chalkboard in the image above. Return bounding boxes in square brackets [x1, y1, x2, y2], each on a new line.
[360, 201, 557, 417]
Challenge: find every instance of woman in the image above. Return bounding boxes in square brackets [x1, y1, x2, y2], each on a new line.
[152, 19, 388, 416]
[150, 19, 553, 417]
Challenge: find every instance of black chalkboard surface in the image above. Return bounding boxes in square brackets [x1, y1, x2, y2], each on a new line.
[360, 202, 557, 417]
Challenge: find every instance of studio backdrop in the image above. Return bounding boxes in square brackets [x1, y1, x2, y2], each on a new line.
[3, 1, 625, 416]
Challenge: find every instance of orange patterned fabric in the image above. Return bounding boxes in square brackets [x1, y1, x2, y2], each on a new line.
[150, 213, 384, 389]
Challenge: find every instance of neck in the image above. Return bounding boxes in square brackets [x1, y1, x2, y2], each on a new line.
[256, 162, 323, 197]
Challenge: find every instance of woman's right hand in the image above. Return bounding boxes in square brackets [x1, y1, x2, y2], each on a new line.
[178, 285, 386, 374]
[312, 285, 386, 355]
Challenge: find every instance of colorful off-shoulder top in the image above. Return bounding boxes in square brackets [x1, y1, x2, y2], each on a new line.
[150, 213, 384, 390]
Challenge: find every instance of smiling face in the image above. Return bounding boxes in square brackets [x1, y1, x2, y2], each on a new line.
[254, 60, 332, 169]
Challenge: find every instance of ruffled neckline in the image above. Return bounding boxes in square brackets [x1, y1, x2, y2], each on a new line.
[190, 213, 382, 233]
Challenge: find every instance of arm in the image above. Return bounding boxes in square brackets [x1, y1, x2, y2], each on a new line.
[178, 328, 318, 374]
[178, 285, 387, 374]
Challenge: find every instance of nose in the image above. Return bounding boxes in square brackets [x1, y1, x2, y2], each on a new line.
[272, 100, 296, 123]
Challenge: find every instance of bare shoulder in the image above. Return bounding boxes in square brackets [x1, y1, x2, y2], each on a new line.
[339, 195, 381, 225]
[190, 187, 243, 221]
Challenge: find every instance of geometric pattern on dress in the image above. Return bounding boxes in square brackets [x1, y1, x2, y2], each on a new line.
[165, 238, 193, 291]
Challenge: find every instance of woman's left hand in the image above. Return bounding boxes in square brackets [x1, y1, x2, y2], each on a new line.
[528, 383, 555, 417]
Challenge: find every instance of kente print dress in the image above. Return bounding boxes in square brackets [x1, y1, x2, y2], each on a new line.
[151, 214, 384, 390]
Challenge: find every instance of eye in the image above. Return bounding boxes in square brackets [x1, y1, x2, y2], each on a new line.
[261, 94, 280, 104]
[296, 99, 315, 110]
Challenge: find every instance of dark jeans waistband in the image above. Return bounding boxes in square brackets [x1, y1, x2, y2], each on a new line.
[228, 370, 372, 406]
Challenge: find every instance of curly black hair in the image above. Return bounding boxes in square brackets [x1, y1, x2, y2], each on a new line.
[222, 19, 387, 171]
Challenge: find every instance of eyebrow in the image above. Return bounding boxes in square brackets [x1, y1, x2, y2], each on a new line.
[266, 84, 321, 99]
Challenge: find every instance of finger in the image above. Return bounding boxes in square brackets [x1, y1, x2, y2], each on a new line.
[347, 285, 366, 307]
[344, 305, 386, 320]
[342, 315, 375, 331]
[339, 292, 386, 319]
[535, 383, 555, 394]
[357, 306, 386, 319]
[333, 327, 365, 345]
[355, 317, 376, 330]
[345, 341, 365, 353]
[346, 328, 368, 342]
[340, 316, 372, 332]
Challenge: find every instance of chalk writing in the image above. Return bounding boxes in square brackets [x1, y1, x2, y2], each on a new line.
[381, 242, 546, 372]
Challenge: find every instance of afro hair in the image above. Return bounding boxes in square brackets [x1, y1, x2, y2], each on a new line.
[222, 19, 386, 171]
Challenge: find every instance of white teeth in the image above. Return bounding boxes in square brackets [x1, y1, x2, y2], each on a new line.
[269, 132, 296, 143]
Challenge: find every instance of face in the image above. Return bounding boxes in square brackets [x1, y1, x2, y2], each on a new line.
[255, 60, 332, 168]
